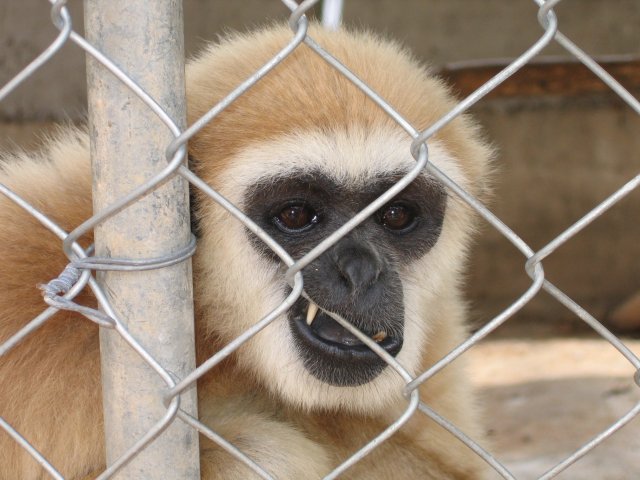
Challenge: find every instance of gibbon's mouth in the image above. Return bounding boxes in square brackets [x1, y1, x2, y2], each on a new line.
[288, 297, 403, 387]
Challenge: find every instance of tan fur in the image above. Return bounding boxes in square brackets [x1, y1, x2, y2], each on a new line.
[0, 25, 492, 479]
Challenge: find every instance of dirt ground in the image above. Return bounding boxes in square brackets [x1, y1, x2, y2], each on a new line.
[468, 337, 640, 479]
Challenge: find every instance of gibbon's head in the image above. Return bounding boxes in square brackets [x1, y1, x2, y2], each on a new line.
[187, 25, 492, 413]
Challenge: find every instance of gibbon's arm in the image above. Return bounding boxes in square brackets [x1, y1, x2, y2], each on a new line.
[0, 130, 105, 478]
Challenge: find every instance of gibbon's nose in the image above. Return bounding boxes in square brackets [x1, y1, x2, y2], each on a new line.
[334, 241, 382, 292]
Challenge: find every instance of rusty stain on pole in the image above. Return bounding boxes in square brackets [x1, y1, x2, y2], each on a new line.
[84, 0, 200, 477]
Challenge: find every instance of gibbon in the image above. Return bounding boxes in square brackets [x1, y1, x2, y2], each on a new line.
[0, 24, 493, 479]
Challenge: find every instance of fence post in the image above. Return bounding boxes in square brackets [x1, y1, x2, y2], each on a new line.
[321, 0, 343, 30]
[84, 0, 200, 478]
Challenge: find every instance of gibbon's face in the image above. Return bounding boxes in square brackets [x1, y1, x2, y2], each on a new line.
[194, 128, 475, 412]
[188, 26, 491, 412]
[243, 159, 446, 387]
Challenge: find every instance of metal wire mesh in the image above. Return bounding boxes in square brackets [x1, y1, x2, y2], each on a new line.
[1, 0, 639, 478]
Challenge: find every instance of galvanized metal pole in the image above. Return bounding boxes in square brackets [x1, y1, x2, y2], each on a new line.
[321, 0, 343, 30]
[84, 1, 200, 478]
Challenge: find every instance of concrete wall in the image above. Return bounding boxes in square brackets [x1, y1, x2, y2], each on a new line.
[470, 102, 640, 330]
[1, 1, 639, 330]
[3, 1, 639, 120]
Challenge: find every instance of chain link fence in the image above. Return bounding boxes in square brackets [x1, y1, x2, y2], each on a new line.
[1, 0, 639, 478]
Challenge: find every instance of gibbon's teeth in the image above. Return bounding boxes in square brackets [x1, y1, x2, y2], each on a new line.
[372, 331, 387, 343]
[306, 302, 319, 326]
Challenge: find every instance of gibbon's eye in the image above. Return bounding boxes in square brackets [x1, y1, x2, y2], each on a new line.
[273, 202, 320, 233]
[378, 203, 417, 232]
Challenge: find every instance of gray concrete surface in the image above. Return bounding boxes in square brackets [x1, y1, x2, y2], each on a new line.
[470, 338, 640, 479]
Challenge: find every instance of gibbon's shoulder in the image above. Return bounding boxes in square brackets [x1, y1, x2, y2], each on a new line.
[0, 126, 91, 233]
[185, 23, 493, 198]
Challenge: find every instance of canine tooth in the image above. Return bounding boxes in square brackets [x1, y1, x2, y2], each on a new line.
[306, 302, 319, 326]
[372, 331, 387, 342]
